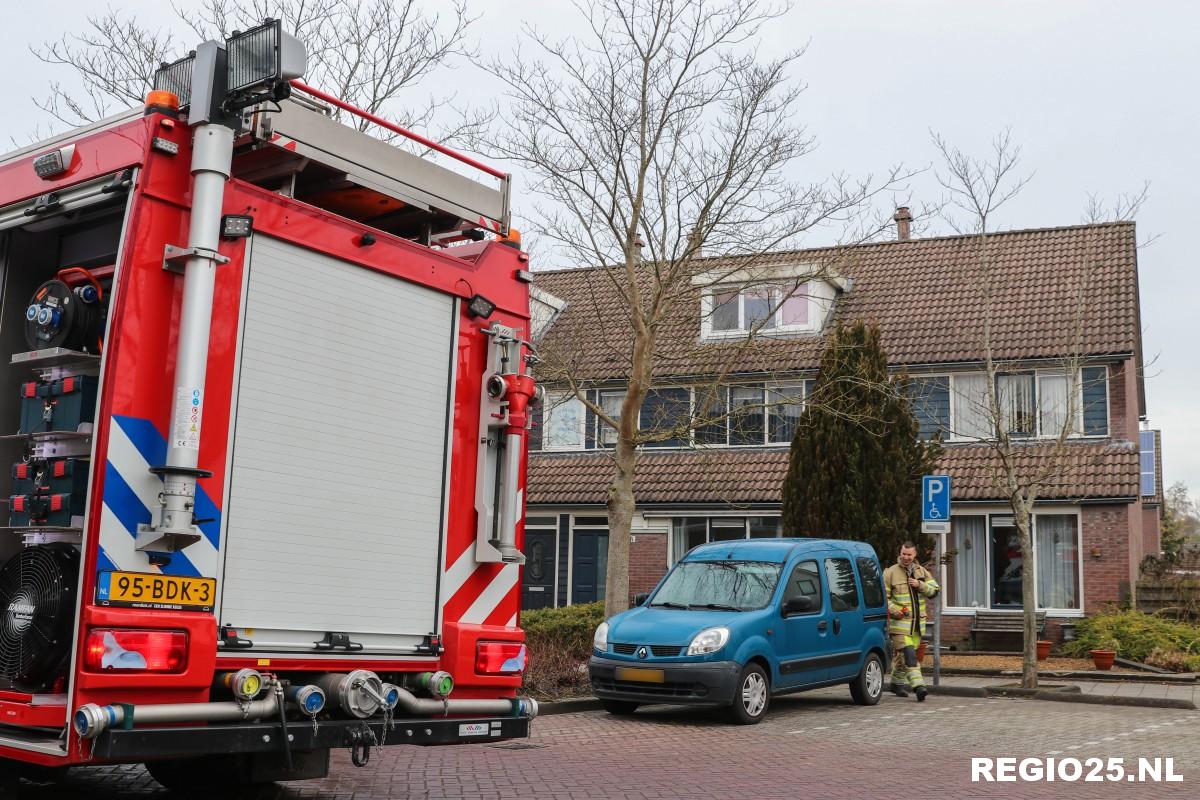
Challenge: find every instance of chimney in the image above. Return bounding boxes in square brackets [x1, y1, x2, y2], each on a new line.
[893, 206, 913, 241]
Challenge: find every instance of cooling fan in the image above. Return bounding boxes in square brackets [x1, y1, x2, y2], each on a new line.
[0, 544, 79, 691]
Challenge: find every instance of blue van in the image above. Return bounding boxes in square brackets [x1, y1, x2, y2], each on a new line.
[588, 538, 889, 724]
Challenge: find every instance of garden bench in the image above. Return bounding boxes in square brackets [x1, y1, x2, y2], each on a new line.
[970, 610, 1046, 650]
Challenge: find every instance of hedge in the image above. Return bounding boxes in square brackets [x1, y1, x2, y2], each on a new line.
[520, 602, 606, 699]
[1062, 609, 1200, 671]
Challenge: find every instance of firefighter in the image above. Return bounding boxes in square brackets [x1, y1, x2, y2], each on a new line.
[884, 541, 940, 701]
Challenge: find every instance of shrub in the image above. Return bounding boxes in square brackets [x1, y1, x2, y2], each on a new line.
[521, 602, 605, 699]
[1063, 609, 1200, 667]
[1144, 647, 1200, 673]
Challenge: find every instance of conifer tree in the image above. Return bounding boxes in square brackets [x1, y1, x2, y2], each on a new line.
[781, 321, 942, 562]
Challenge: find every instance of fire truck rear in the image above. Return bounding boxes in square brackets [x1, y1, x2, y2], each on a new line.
[0, 21, 538, 789]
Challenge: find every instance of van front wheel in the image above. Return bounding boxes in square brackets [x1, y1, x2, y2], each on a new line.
[850, 652, 884, 705]
[726, 663, 770, 724]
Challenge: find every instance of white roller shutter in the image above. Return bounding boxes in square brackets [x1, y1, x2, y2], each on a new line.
[217, 236, 452, 653]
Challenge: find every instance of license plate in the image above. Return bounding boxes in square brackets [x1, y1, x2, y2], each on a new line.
[96, 571, 216, 612]
[615, 667, 665, 684]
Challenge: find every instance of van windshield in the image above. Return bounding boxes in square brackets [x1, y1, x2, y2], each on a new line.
[650, 561, 782, 611]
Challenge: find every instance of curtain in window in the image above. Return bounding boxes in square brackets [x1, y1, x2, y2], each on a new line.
[672, 518, 708, 562]
[952, 374, 990, 439]
[598, 391, 624, 445]
[544, 392, 583, 449]
[729, 386, 765, 444]
[1037, 373, 1078, 437]
[779, 282, 810, 326]
[947, 516, 987, 607]
[767, 383, 804, 444]
[1036, 515, 1079, 609]
[997, 374, 1035, 436]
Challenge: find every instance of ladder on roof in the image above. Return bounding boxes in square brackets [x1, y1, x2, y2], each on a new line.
[242, 90, 510, 239]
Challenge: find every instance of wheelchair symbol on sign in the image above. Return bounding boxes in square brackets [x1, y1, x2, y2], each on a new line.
[927, 505, 942, 519]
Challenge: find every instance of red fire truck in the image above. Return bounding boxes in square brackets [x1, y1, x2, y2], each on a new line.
[0, 21, 537, 790]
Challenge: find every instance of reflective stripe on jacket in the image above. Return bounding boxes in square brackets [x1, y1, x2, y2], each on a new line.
[883, 561, 940, 636]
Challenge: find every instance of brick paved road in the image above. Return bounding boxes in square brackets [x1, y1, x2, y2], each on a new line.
[18, 688, 1200, 798]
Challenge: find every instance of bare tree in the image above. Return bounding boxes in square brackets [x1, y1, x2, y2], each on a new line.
[30, 0, 485, 144]
[933, 130, 1144, 688]
[482, 0, 907, 617]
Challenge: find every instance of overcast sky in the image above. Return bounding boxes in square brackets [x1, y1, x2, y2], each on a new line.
[4, 1, 1197, 496]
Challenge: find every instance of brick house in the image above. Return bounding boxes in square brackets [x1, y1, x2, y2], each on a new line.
[522, 219, 1162, 645]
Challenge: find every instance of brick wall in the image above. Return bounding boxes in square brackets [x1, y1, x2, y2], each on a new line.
[629, 532, 668, 600]
[1108, 360, 1129, 439]
[939, 614, 1087, 649]
[1081, 504, 1132, 611]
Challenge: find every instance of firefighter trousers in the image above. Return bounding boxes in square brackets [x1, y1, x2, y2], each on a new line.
[890, 632, 924, 689]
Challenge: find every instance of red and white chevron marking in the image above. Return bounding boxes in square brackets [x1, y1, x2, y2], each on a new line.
[442, 545, 520, 628]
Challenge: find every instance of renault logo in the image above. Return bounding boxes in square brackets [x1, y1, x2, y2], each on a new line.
[637, 646, 648, 659]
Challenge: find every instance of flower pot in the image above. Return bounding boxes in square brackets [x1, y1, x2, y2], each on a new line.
[916, 642, 928, 662]
[1036, 640, 1052, 661]
[1090, 649, 1116, 671]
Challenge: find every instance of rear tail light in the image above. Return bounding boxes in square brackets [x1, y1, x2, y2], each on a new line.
[476, 641, 528, 675]
[84, 629, 188, 673]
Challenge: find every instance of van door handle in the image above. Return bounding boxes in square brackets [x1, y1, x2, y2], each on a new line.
[833, 618, 841, 635]
[816, 620, 828, 632]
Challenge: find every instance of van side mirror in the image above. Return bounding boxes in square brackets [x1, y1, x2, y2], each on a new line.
[633, 592, 650, 607]
[783, 596, 817, 615]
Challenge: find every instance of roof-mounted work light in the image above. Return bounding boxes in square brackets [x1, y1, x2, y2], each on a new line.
[154, 54, 197, 109]
[225, 19, 307, 107]
[150, 18, 307, 128]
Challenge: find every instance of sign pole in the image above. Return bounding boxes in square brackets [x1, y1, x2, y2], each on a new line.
[921, 474, 952, 688]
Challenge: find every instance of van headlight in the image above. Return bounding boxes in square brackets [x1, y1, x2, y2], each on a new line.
[593, 622, 609, 652]
[686, 627, 730, 656]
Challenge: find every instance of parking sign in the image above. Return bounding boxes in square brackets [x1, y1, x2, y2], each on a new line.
[922, 474, 951, 522]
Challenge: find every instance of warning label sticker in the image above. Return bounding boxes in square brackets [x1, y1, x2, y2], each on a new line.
[175, 387, 202, 449]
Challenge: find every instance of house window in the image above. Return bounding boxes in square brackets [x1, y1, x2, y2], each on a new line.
[945, 515, 988, 608]
[640, 387, 690, 448]
[951, 369, 1105, 441]
[1035, 514, 1079, 610]
[1037, 372, 1080, 437]
[996, 373, 1035, 437]
[596, 389, 625, 447]
[670, 516, 783, 562]
[951, 373, 991, 440]
[542, 391, 585, 450]
[767, 383, 805, 444]
[944, 513, 1081, 611]
[703, 282, 814, 337]
[906, 376, 950, 440]
[729, 386, 765, 445]
[1081, 366, 1108, 436]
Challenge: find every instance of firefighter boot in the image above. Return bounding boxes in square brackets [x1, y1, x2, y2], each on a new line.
[916, 686, 928, 702]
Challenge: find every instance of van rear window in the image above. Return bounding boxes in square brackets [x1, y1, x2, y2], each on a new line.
[651, 561, 781, 611]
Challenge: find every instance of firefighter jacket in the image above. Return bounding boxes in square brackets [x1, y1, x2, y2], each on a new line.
[883, 561, 941, 636]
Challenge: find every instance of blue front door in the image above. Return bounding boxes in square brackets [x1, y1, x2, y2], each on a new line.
[776, 557, 834, 687]
[572, 529, 609, 604]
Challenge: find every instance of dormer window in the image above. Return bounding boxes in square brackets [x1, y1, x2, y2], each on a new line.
[703, 282, 816, 338]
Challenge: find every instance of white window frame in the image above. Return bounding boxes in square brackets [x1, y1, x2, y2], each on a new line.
[595, 388, 626, 447]
[667, 514, 785, 563]
[541, 389, 586, 451]
[939, 507, 1084, 616]
[947, 369, 1104, 443]
[765, 381, 806, 445]
[700, 282, 818, 340]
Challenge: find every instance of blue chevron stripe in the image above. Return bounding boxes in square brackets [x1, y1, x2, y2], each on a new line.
[102, 460, 200, 577]
[112, 415, 221, 548]
[96, 547, 117, 573]
[102, 460, 151, 534]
